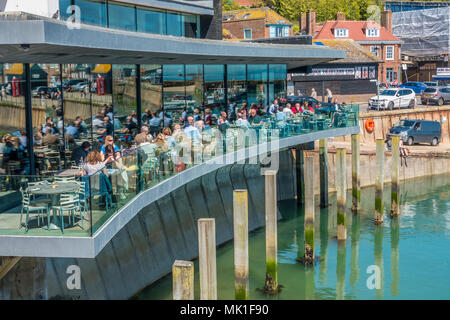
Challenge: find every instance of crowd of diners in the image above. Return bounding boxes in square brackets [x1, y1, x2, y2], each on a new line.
[0, 98, 349, 183]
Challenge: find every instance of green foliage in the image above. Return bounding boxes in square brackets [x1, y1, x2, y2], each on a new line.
[260, 0, 384, 23]
[223, 0, 245, 11]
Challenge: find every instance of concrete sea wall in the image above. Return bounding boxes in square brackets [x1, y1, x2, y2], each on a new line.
[0, 149, 296, 300]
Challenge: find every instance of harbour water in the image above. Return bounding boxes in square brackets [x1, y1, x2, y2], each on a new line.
[137, 174, 450, 300]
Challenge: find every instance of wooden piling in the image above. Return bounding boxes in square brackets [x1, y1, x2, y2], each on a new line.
[295, 148, 305, 204]
[264, 170, 278, 292]
[390, 136, 400, 217]
[375, 139, 385, 224]
[233, 189, 249, 300]
[198, 218, 217, 300]
[336, 148, 347, 241]
[304, 156, 315, 264]
[172, 260, 194, 300]
[319, 139, 329, 208]
[351, 134, 361, 212]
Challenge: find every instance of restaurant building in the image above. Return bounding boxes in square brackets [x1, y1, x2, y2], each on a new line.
[0, 0, 344, 176]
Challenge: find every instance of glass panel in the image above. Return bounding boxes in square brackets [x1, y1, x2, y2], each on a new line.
[269, 64, 286, 103]
[112, 64, 137, 149]
[137, 7, 166, 35]
[204, 65, 225, 116]
[247, 64, 268, 108]
[0, 63, 28, 175]
[185, 65, 203, 121]
[167, 12, 182, 36]
[227, 64, 247, 106]
[163, 65, 185, 126]
[182, 13, 198, 38]
[61, 64, 94, 170]
[108, 2, 136, 32]
[75, 0, 107, 27]
[141, 65, 163, 134]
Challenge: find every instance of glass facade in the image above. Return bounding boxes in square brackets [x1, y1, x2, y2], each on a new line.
[204, 65, 225, 112]
[59, 0, 200, 38]
[248, 64, 268, 107]
[227, 64, 247, 105]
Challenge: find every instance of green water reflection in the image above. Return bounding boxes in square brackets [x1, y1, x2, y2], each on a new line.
[137, 173, 450, 300]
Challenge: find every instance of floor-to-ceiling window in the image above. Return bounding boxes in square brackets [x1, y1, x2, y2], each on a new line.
[167, 12, 182, 37]
[182, 13, 200, 38]
[227, 64, 247, 105]
[140, 64, 163, 128]
[163, 65, 185, 124]
[185, 65, 204, 116]
[247, 64, 268, 107]
[137, 7, 166, 35]
[74, 0, 107, 28]
[112, 65, 137, 148]
[108, 2, 137, 32]
[269, 64, 287, 102]
[0, 63, 27, 175]
[204, 65, 225, 114]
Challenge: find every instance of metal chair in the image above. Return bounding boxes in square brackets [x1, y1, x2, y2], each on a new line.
[19, 187, 51, 232]
[56, 193, 83, 233]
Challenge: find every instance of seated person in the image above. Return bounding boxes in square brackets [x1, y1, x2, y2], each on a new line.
[97, 116, 113, 136]
[84, 150, 112, 175]
[70, 141, 91, 165]
[247, 108, 263, 125]
[42, 127, 59, 146]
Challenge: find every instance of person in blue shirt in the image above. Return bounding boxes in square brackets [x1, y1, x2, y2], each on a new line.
[149, 112, 162, 136]
[65, 120, 80, 139]
[100, 135, 120, 162]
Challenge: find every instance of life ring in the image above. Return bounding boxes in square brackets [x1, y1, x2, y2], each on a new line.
[365, 119, 375, 133]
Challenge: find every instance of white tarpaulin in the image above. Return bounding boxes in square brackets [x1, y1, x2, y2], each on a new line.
[392, 7, 450, 57]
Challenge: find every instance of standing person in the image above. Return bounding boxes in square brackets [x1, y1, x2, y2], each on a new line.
[268, 98, 279, 115]
[204, 108, 212, 126]
[326, 88, 333, 103]
[311, 88, 317, 99]
[296, 89, 302, 96]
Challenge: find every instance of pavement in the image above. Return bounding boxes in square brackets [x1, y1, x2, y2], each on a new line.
[325, 139, 450, 156]
[358, 99, 450, 113]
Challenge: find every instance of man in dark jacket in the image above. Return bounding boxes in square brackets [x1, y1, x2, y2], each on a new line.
[70, 141, 91, 165]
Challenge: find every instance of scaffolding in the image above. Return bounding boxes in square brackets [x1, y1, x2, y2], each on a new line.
[392, 7, 450, 57]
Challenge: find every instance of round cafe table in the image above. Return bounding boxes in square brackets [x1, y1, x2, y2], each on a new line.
[28, 182, 80, 230]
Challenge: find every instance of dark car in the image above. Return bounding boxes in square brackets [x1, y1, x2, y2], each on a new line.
[32, 86, 50, 97]
[386, 119, 442, 146]
[280, 96, 333, 108]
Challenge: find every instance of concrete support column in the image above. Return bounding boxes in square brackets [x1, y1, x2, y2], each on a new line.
[198, 218, 217, 300]
[233, 190, 249, 300]
[375, 139, 385, 224]
[304, 156, 315, 264]
[390, 136, 400, 217]
[336, 148, 347, 241]
[319, 139, 329, 208]
[264, 170, 278, 292]
[172, 260, 194, 300]
[351, 134, 361, 212]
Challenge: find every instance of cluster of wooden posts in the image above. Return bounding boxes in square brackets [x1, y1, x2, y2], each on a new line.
[172, 134, 402, 300]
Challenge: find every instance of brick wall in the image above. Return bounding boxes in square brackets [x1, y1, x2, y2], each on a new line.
[361, 43, 402, 83]
[223, 19, 266, 39]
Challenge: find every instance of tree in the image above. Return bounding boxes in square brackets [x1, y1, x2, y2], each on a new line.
[223, 0, 244, 11]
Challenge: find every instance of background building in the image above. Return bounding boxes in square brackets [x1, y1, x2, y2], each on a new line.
[303, 10, 402, 85]
[223, 7, 292, 40]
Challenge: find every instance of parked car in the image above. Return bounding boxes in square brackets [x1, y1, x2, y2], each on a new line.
[62, 79, 85, 90]
[399, 81, 427, 94]
[31, 86, 50, 97]
[369, 88, 416, 110]
[424, 81, 438, 87]
[421, 87, 450, 106]
[280, 96, 333, 108]
[386, 119, 442, 146]
[71, 81, 89, 92]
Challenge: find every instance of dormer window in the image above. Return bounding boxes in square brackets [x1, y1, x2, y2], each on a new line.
[366, 28, 379, 37]
[334, 28, 348, 37]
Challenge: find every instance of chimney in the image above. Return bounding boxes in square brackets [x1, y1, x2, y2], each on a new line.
[336, 12, 346, 21]
[204, 0, 222, 40]
[306, 10, 316, 36]
[299, 12, 307, 33]
[381, 10, 393, 33]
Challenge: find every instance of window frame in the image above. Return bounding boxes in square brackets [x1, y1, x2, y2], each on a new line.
[243, 28, 252, 40]
[386, 46, 394, 60]
[366, 28, 380, 37]
[334, 28, 348, 38]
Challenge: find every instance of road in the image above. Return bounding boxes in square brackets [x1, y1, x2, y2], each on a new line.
[358, 98, 450, 113]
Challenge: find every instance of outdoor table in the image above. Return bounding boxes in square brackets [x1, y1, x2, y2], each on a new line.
[55, 168, 84, 176]
[28, 181, 80, 230]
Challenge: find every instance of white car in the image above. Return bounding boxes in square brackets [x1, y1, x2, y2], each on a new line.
[369, 88, 416, 110]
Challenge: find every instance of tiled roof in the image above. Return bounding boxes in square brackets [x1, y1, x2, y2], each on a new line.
[223, 7, 292, 25]
[313, 39, 382, 63]
[314, 20, 401, 42]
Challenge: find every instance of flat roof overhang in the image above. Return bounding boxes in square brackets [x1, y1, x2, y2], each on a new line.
[0, 15, 345, 68]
